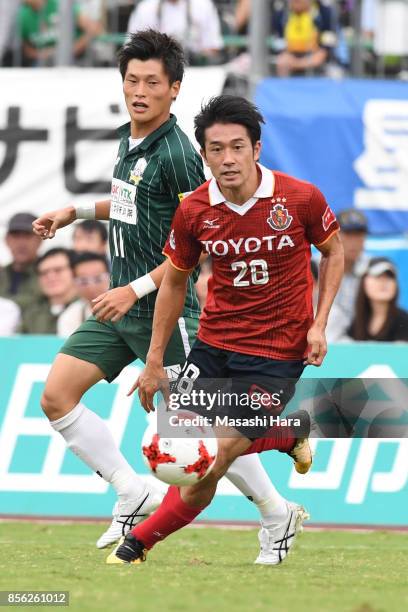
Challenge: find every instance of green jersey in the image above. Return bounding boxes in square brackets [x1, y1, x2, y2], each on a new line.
[109, 115, 205, 317]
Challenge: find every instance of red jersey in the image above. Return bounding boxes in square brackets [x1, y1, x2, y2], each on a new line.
[163, 164, 339, 360]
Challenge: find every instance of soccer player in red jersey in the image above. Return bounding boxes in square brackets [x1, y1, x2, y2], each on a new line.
[108, 95, 344, 565]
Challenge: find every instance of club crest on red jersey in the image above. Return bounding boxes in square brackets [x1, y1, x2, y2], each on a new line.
[267, 203, 293, 231]
[322, 206, 336, 231]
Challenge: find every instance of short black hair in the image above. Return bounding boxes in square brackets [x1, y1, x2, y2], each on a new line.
[194, 95, 265, 149]
[36, 248, 76, 270]
[73, 251, 110, 273]
[117, 29, 185, 84]
[74, 220, 108, 243]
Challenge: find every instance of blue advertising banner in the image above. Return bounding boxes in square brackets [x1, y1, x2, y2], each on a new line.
[255, 78, 408, 235]
[0, 338, 407, 526]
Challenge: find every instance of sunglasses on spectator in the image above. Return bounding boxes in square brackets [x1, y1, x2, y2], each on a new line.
[74, 273, 110, 286]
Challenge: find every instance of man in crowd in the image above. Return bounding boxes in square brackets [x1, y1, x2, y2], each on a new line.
[274, 0, 336, 76]
[72, 220, 108, 255]
[0, 213, 42, 307]
[57, 251, 110, 336]
[20, 247, 78, 333]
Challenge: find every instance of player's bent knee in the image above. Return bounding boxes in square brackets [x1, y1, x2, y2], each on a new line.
[40, 387, 78, 421]
[40, 354, 103, 421]
[40, 389, 61, 420]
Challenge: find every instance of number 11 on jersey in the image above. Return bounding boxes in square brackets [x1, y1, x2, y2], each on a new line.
[112, 226, 125, 258]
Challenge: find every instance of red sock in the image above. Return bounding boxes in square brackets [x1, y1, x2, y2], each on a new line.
[131, 485, 207, 550]
[242, 426, 295, 455]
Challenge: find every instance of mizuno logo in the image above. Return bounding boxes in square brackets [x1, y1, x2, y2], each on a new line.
[203, 218, 220, 229]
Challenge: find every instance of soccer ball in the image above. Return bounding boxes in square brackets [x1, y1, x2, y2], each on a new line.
[141, 413, 217, 486]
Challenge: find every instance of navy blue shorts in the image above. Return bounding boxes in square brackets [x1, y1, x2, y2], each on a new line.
[172, 339, 306, 439]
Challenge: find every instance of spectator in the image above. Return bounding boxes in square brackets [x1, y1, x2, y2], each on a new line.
[20, 248, 78, 334]
[127, 0, 224, 65]
[72, 220, 108, 255]
[274, 0, 336, 76]
[348, 257, 408, 342]
[57, 251, 110, 336]
[0, 213, 42, 307]
[18, 0, 102, 67]
[325, 208, 369, 343]
[0, 298, 22, 336]
[230, 0, 337, 77]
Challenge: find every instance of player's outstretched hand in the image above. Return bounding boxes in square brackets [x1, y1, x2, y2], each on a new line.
[128, 361, 169, 413]
[32, 207, 76, 240]
[304, 324, 327, 367]
[92, 286, 138, 322]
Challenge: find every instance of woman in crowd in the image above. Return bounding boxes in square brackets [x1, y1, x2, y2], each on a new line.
[348, 257, 408, 342]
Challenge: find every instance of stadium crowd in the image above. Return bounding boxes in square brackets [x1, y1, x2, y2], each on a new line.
[1, 1, 407, 78]
[1, 209, 407, 342]
[0, 215, 109, 335]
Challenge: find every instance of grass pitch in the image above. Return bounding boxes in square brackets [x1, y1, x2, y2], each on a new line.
[0, 523, 406, 612]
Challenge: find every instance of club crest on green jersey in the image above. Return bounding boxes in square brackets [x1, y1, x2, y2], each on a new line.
[130, 157, 148, 185]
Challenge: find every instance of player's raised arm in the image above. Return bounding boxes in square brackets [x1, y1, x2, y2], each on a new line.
[32, 199, 111, 240]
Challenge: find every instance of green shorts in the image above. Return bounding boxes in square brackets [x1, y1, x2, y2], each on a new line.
[59, 315, 199, 383]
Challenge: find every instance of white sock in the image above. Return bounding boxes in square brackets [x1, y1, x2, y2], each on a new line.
[50, 403, 146, 502]
[225, 454, 288, 525]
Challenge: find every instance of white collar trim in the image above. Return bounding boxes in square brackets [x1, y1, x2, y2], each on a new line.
[208, 163, 275, 207]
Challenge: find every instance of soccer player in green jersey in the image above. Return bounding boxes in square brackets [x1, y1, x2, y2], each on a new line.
[33, 30, 297, 562]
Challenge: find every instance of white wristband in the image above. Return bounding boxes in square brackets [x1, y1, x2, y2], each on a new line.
[74, 202, 96, 219]
[130, 274, 157, 298]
